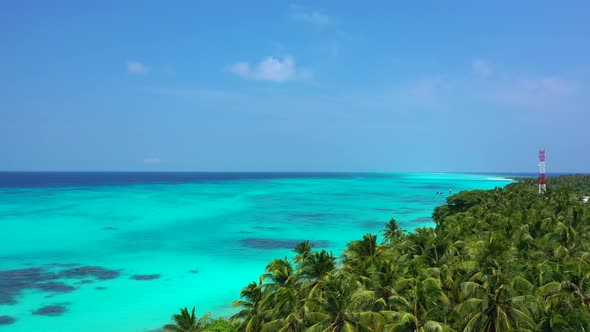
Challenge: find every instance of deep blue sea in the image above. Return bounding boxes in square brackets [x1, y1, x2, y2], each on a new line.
[0, 172, 515, 331]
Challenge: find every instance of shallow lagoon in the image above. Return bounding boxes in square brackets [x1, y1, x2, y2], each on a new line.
[0, 173, 512, 331]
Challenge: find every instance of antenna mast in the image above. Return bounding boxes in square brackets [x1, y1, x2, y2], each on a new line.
[539, 149, 546, 194]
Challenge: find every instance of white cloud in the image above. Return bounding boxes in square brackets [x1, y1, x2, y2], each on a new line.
[472, 59, 493, 77]
[483, 77, 576, 110]
[288, 4, 303, 11]
[288, 5, 332, 26]
[127, 61, 149, 74]
[143, 157, 161, 164]
[228, 61, 251, 77]
[393, 75, 578, 112]
[226, 55, 311, 82]
[381, 76, 456, 109]
[290, 11, 333, 25]
[400, 59, 582, 112]
[407, 77, 447, 98]
[381, 62, 581, 113]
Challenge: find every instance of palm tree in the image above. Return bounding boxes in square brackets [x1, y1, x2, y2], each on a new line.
[305, 272, 391, 332]
[301, 250, 336, 280]
[260, 258, 297, 288]
[454, 275, 536, 331]
[343, 233, 382, 277]
[298, 250, 336, 304]
[535, 280, 590, 331]
[382, 218, 404, 245]
[260, 304, 319, 332]
[367, 256, 404, 310]
[293, 240, 314, 266]
[261, 313, 305, 332]
[388, 269, 452, 331]
[164, 307, 210, 332]
[232, 282, 264, 332]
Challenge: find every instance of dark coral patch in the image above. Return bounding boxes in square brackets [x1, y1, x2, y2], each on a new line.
[400, 196, 432, 204]
[393, 208, 422, 215]
[0, 315, 16, 325]
[374, 208, 396, 212]
[291, 213, 339, 221]
[75, 279, 94, 285]
[254, 225, 284, 231]
[59, 266, 120, 280]
[414, 184, 447, 190]
[130, 274, 160, 281]
[46, 263, 79, 268]
[0, 268, 51, 305]
[188, 270, 199, 274]
[95, 286, 107, 290]
[411, 217, 433, 224]
[0, 265, 120, 305]
[240, 238, 331, 250]
[32, 305, 67, 316]
[35, 282, 76, 293]
[360, 221, 384, 229]
[103, 227, 119, 230]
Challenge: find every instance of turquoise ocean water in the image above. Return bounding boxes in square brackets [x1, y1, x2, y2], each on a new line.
[0, 172, 512, 331]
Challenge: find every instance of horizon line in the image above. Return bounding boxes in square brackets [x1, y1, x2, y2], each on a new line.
[0, 170, 586, 174]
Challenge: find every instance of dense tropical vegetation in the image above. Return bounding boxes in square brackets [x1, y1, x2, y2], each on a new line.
[165, 175, 590, 331]
[163, 307, 235, 332]
[514, 174, 590, 193]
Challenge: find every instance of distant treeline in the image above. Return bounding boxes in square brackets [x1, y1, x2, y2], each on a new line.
[513, 174, 590, 193]
[163, 174, 590, 332]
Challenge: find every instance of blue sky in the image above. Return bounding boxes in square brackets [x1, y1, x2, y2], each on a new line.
[1, 1, 589, 172]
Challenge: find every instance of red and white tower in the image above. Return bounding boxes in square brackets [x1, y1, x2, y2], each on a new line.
[539, 149, 547, 194]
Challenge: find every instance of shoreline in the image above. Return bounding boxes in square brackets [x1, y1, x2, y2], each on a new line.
[224, 174, 590, 332]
